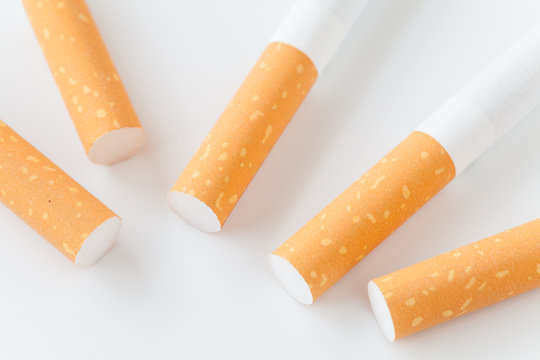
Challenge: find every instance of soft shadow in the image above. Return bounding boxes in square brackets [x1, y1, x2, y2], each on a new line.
[91, 236, 147, 297]
[224, 0, 428, 236]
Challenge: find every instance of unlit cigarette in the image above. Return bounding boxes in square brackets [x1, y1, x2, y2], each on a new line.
[23, 0, 145, 165]
[168, 0, 369, 232]
[271, 23, 540, 304]
[0, 120, 120, 266]
[369, 218, 540, 341]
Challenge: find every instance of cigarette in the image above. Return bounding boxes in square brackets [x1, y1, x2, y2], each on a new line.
[168, 0, 369, 232]
[23, 0, 145, 165]
[270, 23, 540, 304]
[0, 120, 120, 266]
[368, 218, 540, 341]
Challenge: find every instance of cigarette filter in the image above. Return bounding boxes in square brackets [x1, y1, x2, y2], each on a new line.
[168, 0, 369, 232]
[0, 120, 120, 266]
[369, 218, 540, 341]
[23, 0, 145, 165]
[271, 23, 540, 304]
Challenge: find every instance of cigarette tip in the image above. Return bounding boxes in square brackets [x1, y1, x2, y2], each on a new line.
[75, 216, 121, 266]
[88, 127, 146, 165]
[269, 253, 313, 305]
[167, 191, 222, 233]
[368, 280, 396, 342]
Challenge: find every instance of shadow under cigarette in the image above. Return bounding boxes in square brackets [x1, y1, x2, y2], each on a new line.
[223, 0, 428, 245]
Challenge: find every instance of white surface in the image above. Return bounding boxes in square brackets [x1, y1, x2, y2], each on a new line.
[88, 127, 146, 165]
[1, 0, 540, 359]
[270, 0, 367, 71]
[167, 191, 222, 232]
[419, 22, 540, 174]
[269, 254, 313, 305]
[76, 216, 122, 267]
[367, 280, 395, 342]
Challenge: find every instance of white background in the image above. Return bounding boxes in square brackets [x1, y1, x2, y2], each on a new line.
[1, 0, 540, 358]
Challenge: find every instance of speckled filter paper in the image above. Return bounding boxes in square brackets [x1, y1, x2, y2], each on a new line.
[0, 120, 117, 263]
[170, 42, 318, 227]
[372, 218, 540, 340]
[23, 0, 142, 159]
[273, 131, 456, 301]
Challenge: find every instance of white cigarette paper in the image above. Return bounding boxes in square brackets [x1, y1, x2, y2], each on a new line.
[271, 22, 540, 304]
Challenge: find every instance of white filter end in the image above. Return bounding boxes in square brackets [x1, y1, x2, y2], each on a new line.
[269, 253, 313, 305]
[76, 216, 121, 267]
[368, 280, 396, 342]
[167, 191, 222, 233]
[88, 127, 146, 165]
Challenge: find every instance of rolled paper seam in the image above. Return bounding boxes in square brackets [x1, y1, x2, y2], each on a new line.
[23, 0, 145, 165]
[0, 120, 120, 266]
[168, 42, 318, 232]
[271, 131, 456, 304]
[270, 0, 368, 72]
[419, 23, 540, 174]
[369, 218, 540, 341]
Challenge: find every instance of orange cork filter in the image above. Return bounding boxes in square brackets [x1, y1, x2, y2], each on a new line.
[369, 218, 540, 341]
[271, 131, 456, 304]
[23, 0, 145, 164]
[0, 120, 121, 265]
[168, 42, 317, 232]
